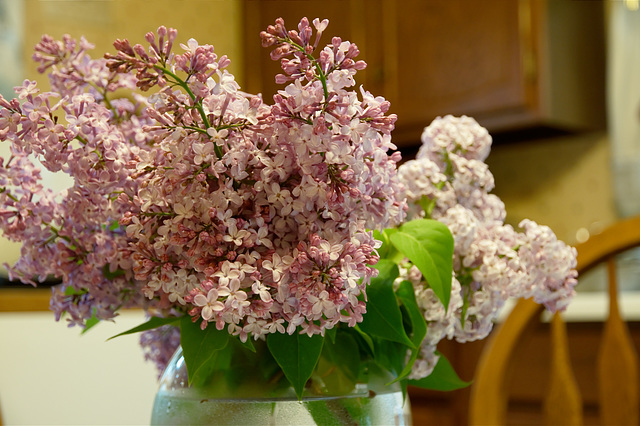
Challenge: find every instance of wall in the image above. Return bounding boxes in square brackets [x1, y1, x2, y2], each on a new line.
[21, 0, 245, 82]
[0, 310, 159, 425]
[487, 132, 618, 246]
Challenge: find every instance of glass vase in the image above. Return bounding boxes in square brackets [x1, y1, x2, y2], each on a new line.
[151, 345, 411, 425]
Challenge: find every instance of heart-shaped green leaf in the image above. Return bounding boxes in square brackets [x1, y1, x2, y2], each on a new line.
[359, 259, 414, 348]
[266, 331, 324, 399]
[409, 352, 471, 391]
[392, 280, 428, 382]
[389, 218, 453, 309]
[180, 316, 230, 385]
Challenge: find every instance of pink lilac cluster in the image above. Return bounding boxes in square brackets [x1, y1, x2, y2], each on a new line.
[0, 18, 405, 369]
[397, 115, 578, 379]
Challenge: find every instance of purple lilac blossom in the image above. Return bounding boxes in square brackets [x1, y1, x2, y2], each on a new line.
[0, 19, 406, 371]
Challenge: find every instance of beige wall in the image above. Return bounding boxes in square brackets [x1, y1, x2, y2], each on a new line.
[487, 132, 618, 246]
[0, 310, 158, 424]
[22, 0, 245, 83]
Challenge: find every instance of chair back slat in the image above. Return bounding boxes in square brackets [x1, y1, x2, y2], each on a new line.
[597, 257, 639, 425]
[469, 298, 544, 424]
[544, 312, 583, 425]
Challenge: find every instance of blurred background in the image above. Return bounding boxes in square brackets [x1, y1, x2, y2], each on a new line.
[0, 0, 638, 424]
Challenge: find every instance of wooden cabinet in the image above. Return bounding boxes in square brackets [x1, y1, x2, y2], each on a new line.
[241, 0, 606, 148]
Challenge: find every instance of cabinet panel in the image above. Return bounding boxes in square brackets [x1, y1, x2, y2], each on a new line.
[387, 0, 535, 145]
[242, 0, 605, 148]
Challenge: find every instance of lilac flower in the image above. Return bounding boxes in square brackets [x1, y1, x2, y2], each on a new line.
[397, 115, 578, 379]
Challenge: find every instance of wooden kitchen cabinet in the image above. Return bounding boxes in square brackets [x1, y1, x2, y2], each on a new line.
[241, 0, 606, 148]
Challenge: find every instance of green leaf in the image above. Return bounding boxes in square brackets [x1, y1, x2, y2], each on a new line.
[180, 316, 230, 385]
[238, 335, 256, 353]
[393, 280, 428, 382]
[314, 356, 358, 396]
[306, 400, 349, 425]
[359, 259, 414, 348]
[396, 281, 427, 344]
[107, 220, 122, 232]
[188, 342, 233, 388]
[64, 286, 87, 296]
[373, 228, 404, 263]
[408, 352, 471, 391]
[373, 338, 406, 379]
[322, 331, 360, 387]
[102, 263, 126, 280]
[266, 331, 324, 399]
[107, 315, 182, 340]
[352, 324, 375, 356]
[81, 309, 100, 335]
[389, 218, 453, 309]
[325, 326, 338, 345]
[418, 195, 436, 217]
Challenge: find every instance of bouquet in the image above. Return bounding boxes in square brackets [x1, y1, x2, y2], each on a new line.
[0, 17, 577, 400]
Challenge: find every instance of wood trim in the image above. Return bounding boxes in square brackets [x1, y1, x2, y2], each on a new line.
[597, 258, 639, 425]
[0, 288, 52, 312]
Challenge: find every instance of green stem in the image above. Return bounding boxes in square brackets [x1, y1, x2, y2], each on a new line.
[279, 37, 330, 107]
[153, 65, 225, 160]
[0, 187, 19, 203]
[178, 125, 209, 135]
[312, 60, 329, 103]
[87, 81, 115, 113]
[153, 66, 209, 126]
[75, 135, 89, 145]
[42, 222, 72, 245]
[141, 211, 174, 217]
[218, 121, 249, 131]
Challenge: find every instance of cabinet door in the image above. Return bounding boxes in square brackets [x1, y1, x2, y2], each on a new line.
[383, 0, 537, 145]
[241, 0, 604, 148]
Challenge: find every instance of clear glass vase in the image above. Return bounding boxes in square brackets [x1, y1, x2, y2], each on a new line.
[151, 345, 411, 425]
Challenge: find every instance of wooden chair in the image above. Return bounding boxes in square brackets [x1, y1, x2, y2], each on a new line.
[469, 215, 640, 425]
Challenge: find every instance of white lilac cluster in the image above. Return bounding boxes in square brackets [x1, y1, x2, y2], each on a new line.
[398, 115, 578, 379]
[0, 19, 405, 369]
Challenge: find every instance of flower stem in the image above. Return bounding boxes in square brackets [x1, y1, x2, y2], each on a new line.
[153, 65, 224, 160]
[279, 38, 329, 105]
[0, 187, 19, 203]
